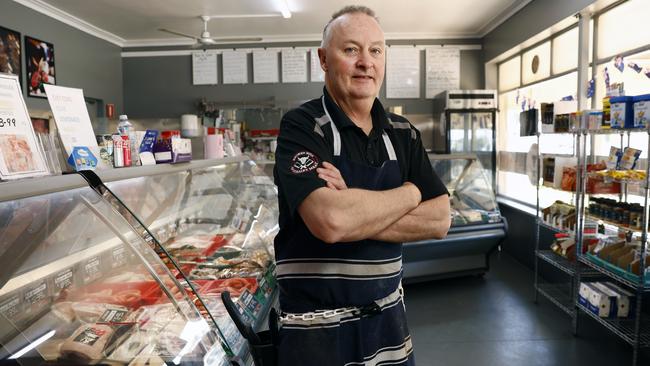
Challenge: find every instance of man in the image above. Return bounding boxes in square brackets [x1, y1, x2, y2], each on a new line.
[273, 5, 451, 365]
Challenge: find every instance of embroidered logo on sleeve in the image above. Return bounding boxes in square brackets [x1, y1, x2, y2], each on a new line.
[290, 151, 319, 174]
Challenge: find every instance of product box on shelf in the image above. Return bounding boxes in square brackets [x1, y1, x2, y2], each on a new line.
[633, 94, 650, 128]
[541, 103, 554, 133]
[609, 96, 634, 129]
[587, 283, 617, 318]
[601, 282, 634, 318]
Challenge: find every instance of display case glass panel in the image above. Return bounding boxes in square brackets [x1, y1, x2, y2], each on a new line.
[100, 158, 278, 359]
[0, 181, 222, 364]
[429, 154, 502, 226]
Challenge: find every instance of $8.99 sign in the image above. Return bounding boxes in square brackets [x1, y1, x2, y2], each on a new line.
[0, 117, 17, 128]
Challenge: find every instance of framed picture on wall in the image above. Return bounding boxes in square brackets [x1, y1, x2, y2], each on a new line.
[25, 35, 55, 98]
[0, 26, 21, 80]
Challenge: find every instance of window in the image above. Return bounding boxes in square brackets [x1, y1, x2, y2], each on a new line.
[498, 56, 520, 91]
[597, 0, 650, 60]
[552, 28, 578, 74]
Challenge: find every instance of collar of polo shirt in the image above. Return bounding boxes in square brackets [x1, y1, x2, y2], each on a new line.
[322, 87, 392, 135]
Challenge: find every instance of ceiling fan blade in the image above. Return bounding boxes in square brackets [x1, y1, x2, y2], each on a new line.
[208, 36, 263, 42]
[158, 28, 197, 40]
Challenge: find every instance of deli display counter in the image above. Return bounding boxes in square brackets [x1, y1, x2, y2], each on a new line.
[0, 157, 279, 366]
[0, 173, 224, 364]
[94, 157, 278, 365]
[403, 154, 507, 282]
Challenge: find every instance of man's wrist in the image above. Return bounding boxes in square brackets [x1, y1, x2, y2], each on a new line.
[402, 182, 422, 206]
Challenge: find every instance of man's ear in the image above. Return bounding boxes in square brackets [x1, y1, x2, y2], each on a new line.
[318, 48, 327, 72]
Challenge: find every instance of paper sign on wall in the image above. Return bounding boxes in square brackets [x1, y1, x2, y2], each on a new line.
[253, 49, 279, 83]
[426, 48, 460, 98]
[386, 47, 420, 99]
[0, 74, 49, 180]
[310, 48, 324, 82]
[222, 50, 249, 84]
[192, 51, 218, 85]
[282, 48, 308, 83]
[44, 84, 107, 170]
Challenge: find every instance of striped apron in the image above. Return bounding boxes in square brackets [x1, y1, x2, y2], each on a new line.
[275, 96, 415, 366]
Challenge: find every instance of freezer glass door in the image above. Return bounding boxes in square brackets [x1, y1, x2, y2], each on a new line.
[449, 112, 470, 153]
[471, 112, 494, 187]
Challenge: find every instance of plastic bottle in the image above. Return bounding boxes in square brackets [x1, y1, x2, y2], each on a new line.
[117, 114, 139, 166]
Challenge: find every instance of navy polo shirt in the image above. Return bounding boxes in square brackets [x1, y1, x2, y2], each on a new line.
[273, 87, 448, 234]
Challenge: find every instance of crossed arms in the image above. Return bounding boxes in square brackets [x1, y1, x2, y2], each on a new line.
[298, 162, 451, 244]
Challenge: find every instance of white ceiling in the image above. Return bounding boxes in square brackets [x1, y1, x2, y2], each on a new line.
[16, 0, 531, 47]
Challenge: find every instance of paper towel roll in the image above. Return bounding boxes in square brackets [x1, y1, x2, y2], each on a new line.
[205, 134, 224, 159]
[181, 114, 200, 137]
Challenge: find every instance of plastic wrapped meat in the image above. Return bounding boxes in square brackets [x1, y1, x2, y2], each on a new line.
[60, 323, 114, 362]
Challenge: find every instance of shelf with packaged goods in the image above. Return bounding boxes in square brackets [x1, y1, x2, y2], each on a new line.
[585, 214, 644, 235]
[577, 303, 650, 347]
[587, 172, 647, 187]
[538, 220, 575, 236]
[578, 255, 650, 292]
[585, 128, 650, 135]
[536, 281, 574, 316]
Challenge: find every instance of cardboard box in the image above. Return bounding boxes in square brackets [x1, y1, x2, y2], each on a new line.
[601, 282, 635, 318]
[588, 284, 617, 318]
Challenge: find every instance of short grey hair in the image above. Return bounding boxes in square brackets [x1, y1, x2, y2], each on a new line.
[321, 5, 379, 48]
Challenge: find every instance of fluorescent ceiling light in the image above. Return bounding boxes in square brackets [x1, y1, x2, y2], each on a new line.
[10, 330, 56, 359]
[280, 0, 292, 18]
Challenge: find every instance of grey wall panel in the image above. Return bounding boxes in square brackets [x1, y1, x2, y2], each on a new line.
[482, 0, 594, 62]
[123, 49, 484, 120]
[0, 1, 123, 114]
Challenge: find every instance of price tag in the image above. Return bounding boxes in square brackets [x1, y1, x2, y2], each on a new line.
[83, 256, 102, 284]
[24, 281, 48, 315]
[0, 294, 21, 318]
[112, 245, 128, 268]
[53, 268, 74, 292]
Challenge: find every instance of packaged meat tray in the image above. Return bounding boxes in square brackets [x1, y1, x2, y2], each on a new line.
[65, 281, 162, 309]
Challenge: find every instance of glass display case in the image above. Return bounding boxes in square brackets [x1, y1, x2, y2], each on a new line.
[403, 154, 507, 282]
[94, 157, 279, 364]
[0, 174, 224, 365]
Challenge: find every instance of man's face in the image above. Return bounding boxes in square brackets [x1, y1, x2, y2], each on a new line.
[319, 13, 385, 102]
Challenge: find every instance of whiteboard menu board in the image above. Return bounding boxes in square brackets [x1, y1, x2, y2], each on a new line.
[192, 51, 218, 85]
[386, 47, 420, 99]
[282, 48, 308, 83]
[0, 74, 48, 180]
[222, 50, 249, 84]
[426, 48, 460, 98]
[310, 48, 325, 82]
[253, 49, 279, 83]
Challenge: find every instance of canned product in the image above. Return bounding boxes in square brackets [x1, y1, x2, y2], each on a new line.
[121, 135, 132, 167]
[112, 135, 124, 167]
[95, 134, 114, 167]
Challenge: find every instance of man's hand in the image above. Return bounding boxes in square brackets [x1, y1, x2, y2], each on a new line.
[317, 161, 348, 190]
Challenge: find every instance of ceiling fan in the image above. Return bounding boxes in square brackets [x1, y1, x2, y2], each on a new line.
[159, 15, 263, 46]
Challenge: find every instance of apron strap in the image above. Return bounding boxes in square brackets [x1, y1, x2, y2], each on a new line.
[321, 95, 397, 161]
[321, 96, 341, 156]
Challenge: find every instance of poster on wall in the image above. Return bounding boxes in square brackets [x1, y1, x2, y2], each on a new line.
[0, 26, 21, 81]
[386, 46, 420, 99]
[25, 36, 56, 98]
[425, 47, 460, 98]
[0, 74, 49, 180]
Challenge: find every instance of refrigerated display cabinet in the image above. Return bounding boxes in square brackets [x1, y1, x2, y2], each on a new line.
[92, 157, 279, 365]
[0, 173, 227, 365]
[403, 153, 507, 282]
[0, 157, 279, 365]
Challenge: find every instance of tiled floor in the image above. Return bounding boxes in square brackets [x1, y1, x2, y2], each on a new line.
[404, 251, 648, 366]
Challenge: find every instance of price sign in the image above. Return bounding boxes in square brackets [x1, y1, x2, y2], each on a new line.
[0, 74, 48, 180]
